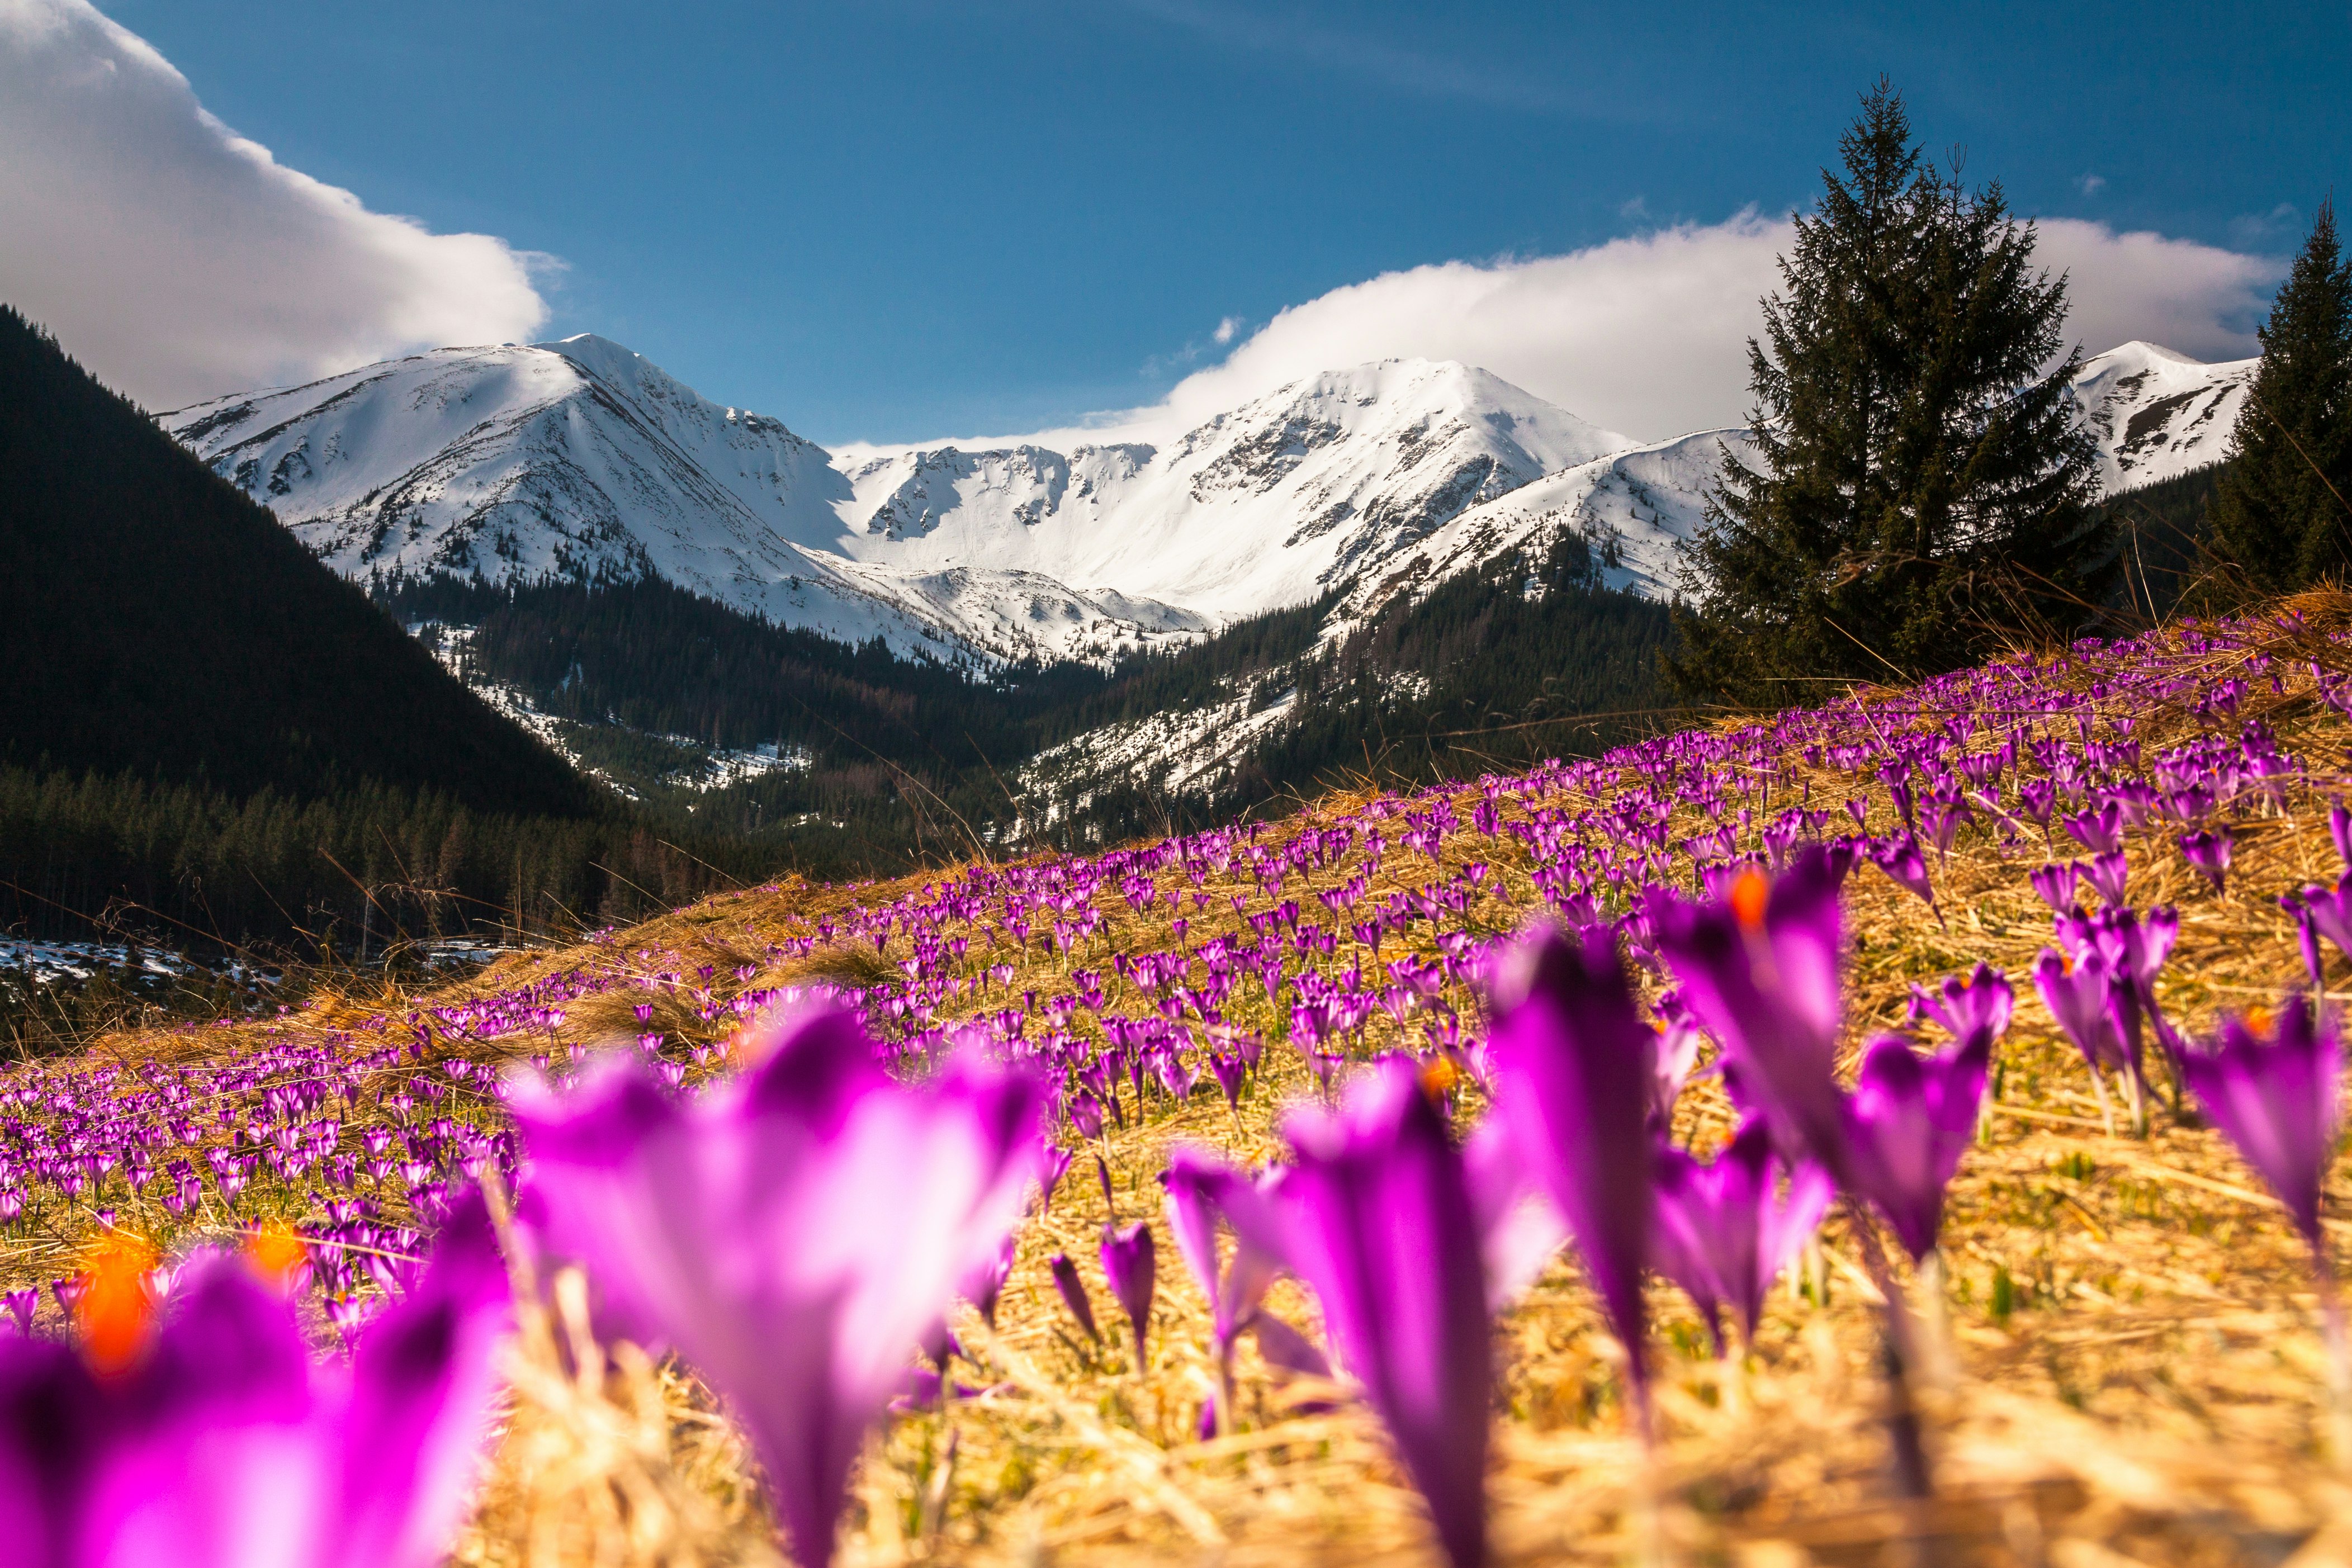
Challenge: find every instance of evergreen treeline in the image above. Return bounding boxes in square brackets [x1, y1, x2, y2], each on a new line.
[1215, 529, 1676, 803]
[0, 764, 774, 954]
[377, 542, 1676, 857]
[1046, 529, 1678, 833]
[2102, 463, 2228, 616]
[0, 305, 801, 961]
[372, 572, 1106, 766]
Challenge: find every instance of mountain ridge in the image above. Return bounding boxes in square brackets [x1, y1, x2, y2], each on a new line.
[162, 334, 2250, 667]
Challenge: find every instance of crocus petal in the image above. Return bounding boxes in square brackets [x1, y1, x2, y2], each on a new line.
[80, 1256, 323, 1568]
[2181, 996, 2341, 1252]
[1649, 850, 1849, 1173]
[1840, 1029, 1994, 1261]
[1162, 1145, 1283, 1344]
[1485, 923, 1653, 1390]
[512, 1003, 1044, 1568]
[336, 1191, 512, 1568]
[1461, 1119, 1569, 1313]
[1279, 1059, 1490, 1568]
[1100, 1222, 1156, 1366]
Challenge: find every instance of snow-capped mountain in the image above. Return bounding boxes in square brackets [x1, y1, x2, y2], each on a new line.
[2071, 340, 2254, 494]
[163, 334, 2247, 669]
[160, 336, 1203, 660]
[164, 342, 1624, 664]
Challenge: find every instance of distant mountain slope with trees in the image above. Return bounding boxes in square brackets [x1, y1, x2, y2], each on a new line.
[0, 305, 595, 816]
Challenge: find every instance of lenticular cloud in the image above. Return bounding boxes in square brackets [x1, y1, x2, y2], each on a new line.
[0, 0, 550, 408]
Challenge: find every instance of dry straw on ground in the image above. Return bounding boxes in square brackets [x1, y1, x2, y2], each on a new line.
[29, 595, 2352, 1565]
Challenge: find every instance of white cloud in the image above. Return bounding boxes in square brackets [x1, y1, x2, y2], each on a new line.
[0, 0, 549, 409]
[1212, 315, 1241, 345]
[2077, 173, 2107, 196]
[997, 210, 2280, 449]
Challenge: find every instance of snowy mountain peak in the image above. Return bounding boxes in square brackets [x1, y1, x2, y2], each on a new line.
[2072, 340, 2253, 493]
[161, 333, 2241, 666]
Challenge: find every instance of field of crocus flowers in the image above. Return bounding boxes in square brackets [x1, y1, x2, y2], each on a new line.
[16, 595, 2352, 1568]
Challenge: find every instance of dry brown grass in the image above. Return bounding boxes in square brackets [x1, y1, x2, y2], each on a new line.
[42, 596, 2352, 1565]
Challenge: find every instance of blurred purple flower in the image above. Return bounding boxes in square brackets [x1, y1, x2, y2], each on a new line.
[2064, 802, 2124, 856]
[1865, 834, 1938, 917]
[2178, 829, 2232, 892]
[1161, 1147, 1281, 1348]
[1840, 1024, 2000, 1261]
[2029, 861, 2080, 915]
[1038, 1143, 1073, 1213]
[0, 1193, 508, 1568]
[1651, 1117, 1833, 1351]
[2181, 996, 2341, 1253]
[2287, 874, 2352, 987]
[1460, 1119, 1569, 1313]
[1278, 1059, 1491, 1568]
[1650, 851, 1850, 1175]
[1908, 963, 2015, 1043]
[1047, 1252, 1100, 1343]
[1486, 922, 1654, 1404]
[2083, 849, 2129, 907]
[510, 1005, 1044, 1568]
[962, 1233, 1017, 1330]
[1100, 1221, 1157, 1367]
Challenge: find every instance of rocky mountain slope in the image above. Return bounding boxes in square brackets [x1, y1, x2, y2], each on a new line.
[164, 334, 2250, 669]
[164, 343, 1624, 664]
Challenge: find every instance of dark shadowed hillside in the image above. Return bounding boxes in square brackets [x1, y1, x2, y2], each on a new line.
[0, 305, 595, 817]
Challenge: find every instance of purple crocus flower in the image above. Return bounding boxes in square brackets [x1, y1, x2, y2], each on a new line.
[1840, 1025, 2000, 1261]
[963, 1233, 1017, 1329]
[2178, 829, 2232, 892]
[1649, 851, 1849, 1175]
[1908, 963, 2015, 1042]
[510, 1005, 1045, 1568]
[1162, 1146, 1281, 1349]
[1425, 1119, 1564, 1327]
[1038, 1143, 1073, 1213]
[1486, 922, 1654, 1408]
[2288, 874, 2352, 986]
[1205, 1049, 1247, 1110]
[1100, 1221, 1157, 1367]
[0, 1193, 508, 1568]
[2031, 946, 2141, 1134]
[1651, 1116, 1833, 1351]
[1163, 1146, 1288, 1431]
[2028, 861, 2080, 915]
[2083, 849, 2129, 907]
[1047, 1252, 1100, 1343]
[1277, 1058, 1491, 1568]
[2180, 996, 2341, 1253]
[1865, 833, 1938, 918]
[2064, 801, 2124, 855]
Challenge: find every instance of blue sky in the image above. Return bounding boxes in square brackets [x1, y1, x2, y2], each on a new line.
[16, 1, 2350, 442]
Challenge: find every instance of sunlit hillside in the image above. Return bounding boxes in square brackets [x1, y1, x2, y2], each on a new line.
[14, 596, 2352, 1567]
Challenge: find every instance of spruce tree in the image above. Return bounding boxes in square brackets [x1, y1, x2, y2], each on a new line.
[2207, 201, 2352, 592]
[1672, 82, 2110, 700]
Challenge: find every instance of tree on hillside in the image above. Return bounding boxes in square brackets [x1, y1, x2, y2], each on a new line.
[1670, 82, 2111, 702]
[2207, 201, 2352, 592]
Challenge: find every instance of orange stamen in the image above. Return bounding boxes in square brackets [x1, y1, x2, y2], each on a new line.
[245, 1221, 308, 1291]
[74, 1230, 160, 1377]
[1419, 1057, 1460, 1101]
[1730, 867, 1770, 932]
[2244, 1004, 2276, 1040]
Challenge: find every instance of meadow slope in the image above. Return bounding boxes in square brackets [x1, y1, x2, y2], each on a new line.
[16, 597, 2352, 1566]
